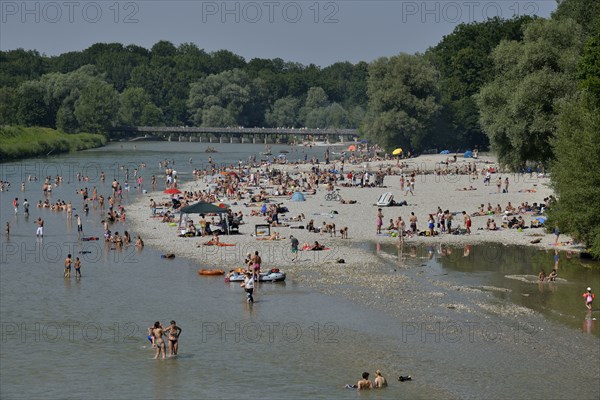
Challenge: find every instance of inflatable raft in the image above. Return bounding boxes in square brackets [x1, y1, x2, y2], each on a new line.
[225, 269, 286, 282]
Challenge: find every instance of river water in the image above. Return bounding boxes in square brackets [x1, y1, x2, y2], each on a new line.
[1, 142, 598, 399]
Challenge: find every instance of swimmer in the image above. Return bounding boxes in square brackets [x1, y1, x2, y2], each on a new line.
[357, 372, 372, 390]
[374, 370, 388, 388]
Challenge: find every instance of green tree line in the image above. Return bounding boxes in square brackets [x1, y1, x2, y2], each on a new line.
[0, 13, 537, 151]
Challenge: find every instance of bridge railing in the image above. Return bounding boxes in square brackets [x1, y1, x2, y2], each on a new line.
[111, 126, 359, 136]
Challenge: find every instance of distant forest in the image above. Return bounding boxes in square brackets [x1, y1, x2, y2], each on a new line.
[0, 0, 598, 161]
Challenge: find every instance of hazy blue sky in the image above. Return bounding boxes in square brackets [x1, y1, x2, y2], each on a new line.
[1, 1, 557, 66]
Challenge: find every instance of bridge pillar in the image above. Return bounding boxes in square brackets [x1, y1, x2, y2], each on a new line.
[241, 136, 245, 144]
[209, 136, 213, 143]
[230, 136, 234, 144]
[264, 135, 268, 144]
[252, 136, 257, 144]
[189, 135, 192, 142]
[168, 135, 172, 142]
[219, 135, 224, 144]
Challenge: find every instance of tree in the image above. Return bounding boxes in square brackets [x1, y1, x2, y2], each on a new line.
[201, 105, 236, 127]
[187, 69, 251, 126]
[547, 92, 600, 256]
[118, 87, 153, 126]
[362, 53, 441, 152]
[304, 86, 329, 109]
[56, 91, 80, 133]
[578, 19, 600, 103]
[140, 104, 164, 126]
[0, 49, 48, 88]
[16, 80, 51, 126]
[426, 16, 533, 149]
[475, 18, 584, 169]
[552, 0, 600, 37]
[74, 80, 119, 133]
[265, 96, 300, 127]
[0, 87, 17, 125]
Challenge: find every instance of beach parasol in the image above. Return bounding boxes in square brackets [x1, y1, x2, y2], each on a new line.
[392, 148, 403, 155]
[164, 188, 182, 194]
[347, 145, 357, 151]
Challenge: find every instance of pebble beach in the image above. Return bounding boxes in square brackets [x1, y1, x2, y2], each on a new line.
[127, 153, 576, 280]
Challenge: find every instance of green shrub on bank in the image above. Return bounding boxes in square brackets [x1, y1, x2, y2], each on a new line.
[0, 126, 106, 161]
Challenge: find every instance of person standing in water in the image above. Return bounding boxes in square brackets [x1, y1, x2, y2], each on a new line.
[35, 217, 44, 237]
[152, 321, 167, 360]
[74, 257, 82, 278]
[76, 214, 83, 235]
[242, 272, 255, 303]
[165, 321, 182, 356]
[64, 254, 72, 278]
[583, 288, 594, 310]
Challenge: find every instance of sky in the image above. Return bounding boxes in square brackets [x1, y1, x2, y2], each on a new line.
[1, 0, 558, 66]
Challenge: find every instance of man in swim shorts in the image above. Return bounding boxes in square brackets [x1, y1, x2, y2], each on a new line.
[35, 217, 44, 237]
[166, 320, 182, 356]
[64, 254, 72, 278]
[250, 251, 261, 281]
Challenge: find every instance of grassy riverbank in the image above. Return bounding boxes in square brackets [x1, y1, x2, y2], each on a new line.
[0, 126, 106, 161]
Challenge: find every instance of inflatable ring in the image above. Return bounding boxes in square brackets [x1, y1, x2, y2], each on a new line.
[198, 269, 225, 276]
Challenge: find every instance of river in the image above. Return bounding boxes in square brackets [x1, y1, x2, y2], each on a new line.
[1, 142, 598, 399]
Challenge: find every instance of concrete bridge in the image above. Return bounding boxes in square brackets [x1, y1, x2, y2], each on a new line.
[109, 126, 360, 144]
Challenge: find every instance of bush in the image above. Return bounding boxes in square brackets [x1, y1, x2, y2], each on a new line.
[0, 126, 106, 161]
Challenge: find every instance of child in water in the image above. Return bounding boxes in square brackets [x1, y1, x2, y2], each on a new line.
[147, 327, 156, 348]
[583, 288, 594, 310]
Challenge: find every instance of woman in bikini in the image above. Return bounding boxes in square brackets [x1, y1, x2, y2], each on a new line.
[152, 321, 166, 360]
[166, 320, 182, 356]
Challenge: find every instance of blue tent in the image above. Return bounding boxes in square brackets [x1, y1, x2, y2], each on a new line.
[440, 150, 450, 154]
[464, 150, 473, 158]
[291, 192, 305, 202]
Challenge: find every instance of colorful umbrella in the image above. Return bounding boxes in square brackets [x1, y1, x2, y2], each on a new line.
[164, 188, 182, 194]
[347, 145, 357, 151]
[392, 148, 403, 155]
